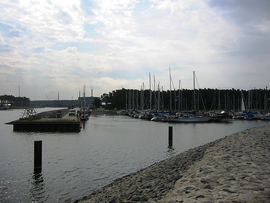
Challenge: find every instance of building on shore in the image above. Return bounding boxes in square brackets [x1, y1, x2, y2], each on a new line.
[30, 96, 99, 108]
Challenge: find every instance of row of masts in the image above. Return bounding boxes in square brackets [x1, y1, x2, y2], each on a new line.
[125, 70, 269, 112]
[126, 69, 193, 112]
[125, 88, 270, 112]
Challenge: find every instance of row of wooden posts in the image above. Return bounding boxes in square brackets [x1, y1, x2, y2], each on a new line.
[34, 126, 174, 171]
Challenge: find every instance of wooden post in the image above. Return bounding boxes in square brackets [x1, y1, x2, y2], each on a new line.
[168, 126, 173, 146]
[34, 140, 42, 172]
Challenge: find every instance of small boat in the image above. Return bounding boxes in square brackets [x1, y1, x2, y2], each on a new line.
[233, 114, 245, 119]
[210, 111, 233, 119]
[261, 113, 270, 120]
[151, 115, 166, 122]
[117, 110, 128, 115]
[0, 103, 11, 110]
[134, 114, 140, 119]
[140, 113, 153, 120]
[244, 111, 260, 120]
[168, 113, 211, 123]
[150, 112, 170, 122]
[168, 117, 211, 123]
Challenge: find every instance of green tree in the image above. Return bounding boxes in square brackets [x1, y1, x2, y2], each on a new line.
[100, 88, 270, 111]
[92, 98, 101, 108]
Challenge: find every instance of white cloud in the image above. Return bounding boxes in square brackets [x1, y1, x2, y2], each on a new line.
[0, 0, 269, 100]
[1, 0, 87, 43]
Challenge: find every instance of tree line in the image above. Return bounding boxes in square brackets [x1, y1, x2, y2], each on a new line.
[101, 88, 270, 112]
[0, 95, 30, 107]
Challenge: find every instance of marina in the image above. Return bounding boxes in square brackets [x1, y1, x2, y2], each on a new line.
[0, 1, 269, 201]
[5, 106, 270, 134]
[1, 108, 270, 202]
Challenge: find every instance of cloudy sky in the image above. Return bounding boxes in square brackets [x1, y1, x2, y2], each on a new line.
[0, 0, 269, 100]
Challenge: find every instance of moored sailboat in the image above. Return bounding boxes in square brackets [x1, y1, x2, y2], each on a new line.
[168, 113, 211, 123]
[260, 113, 270, 120]
[168, 71, 211, 123]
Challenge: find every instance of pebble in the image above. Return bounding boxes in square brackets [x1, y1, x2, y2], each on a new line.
[74, 125, 270, 203]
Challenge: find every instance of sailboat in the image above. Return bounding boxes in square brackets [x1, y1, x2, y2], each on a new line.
[233, 91, 246, 119]
[260, 113, 270, 120]
[168, 113, 211, 123]
[244, 89, 260, 120]
[167, 71, 211, 123]
[233, 90, 260, 120]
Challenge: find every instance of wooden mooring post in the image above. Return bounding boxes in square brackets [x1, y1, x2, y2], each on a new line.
[34, 140, 42, 172]
[168, 126, 173, 147]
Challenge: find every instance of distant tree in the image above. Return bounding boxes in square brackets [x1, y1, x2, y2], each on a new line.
[100, 88, 270, 111]
[0, 95, 30, 106]
[92, 98, 101, 108]
[101, 93, 109, 105]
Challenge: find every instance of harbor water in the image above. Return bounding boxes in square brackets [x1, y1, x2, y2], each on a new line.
[0, 108, 269, 202]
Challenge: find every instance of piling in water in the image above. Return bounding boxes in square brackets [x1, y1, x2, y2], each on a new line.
[168, 126, 173, 146]
[34, 140, 42, 172]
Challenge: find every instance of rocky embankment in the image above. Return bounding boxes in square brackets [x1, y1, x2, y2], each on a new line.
[75, 125, 270, 203]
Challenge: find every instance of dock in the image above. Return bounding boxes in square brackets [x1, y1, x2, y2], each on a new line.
[6, 108, 81, 132]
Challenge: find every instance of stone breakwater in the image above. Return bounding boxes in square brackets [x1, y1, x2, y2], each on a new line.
[75, 125, 270, 203]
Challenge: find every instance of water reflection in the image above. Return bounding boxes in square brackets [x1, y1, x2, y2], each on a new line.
[2, 110, 269, 202]
[30, 171, 47, 202]
[167, 145, 174, 150]
[167, 144, 175, 157]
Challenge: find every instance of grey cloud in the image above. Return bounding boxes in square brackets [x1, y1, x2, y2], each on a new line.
[208, 0, 270, 23]
[208, 0, 270, 56]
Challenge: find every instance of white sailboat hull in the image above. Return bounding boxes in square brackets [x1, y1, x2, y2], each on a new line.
[168, 117, 211, 123]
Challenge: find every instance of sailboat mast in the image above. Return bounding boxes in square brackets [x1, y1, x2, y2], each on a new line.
[162, 86, 164, 110]
[178, 80, 181, 112]
[140, 83, 144, 110]
[126, 92, 128, 110]
[149, 72, 152, 110]
[169, 67, 172, 111]
[218, 89, 221, 110]
[193, 71, 196, 111]
[154, 75, 156, 110]
[241, 90, 246, 112]
[158, 82, 160, 111]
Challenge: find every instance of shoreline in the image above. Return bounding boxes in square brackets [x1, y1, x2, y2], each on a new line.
[74, 125, 270, 202]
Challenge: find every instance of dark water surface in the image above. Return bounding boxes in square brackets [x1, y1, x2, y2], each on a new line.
[0, 108, 269, 202]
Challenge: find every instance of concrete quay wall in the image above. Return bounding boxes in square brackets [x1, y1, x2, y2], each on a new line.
[7, 108, 81, 132]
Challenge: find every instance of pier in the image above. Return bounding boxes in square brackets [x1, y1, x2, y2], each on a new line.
[6, 108, 81, 132]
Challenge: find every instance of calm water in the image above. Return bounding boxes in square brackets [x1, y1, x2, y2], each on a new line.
[0, 108, 269, 202]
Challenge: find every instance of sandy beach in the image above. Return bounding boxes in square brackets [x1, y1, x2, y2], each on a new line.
[74, 124, 270, 203]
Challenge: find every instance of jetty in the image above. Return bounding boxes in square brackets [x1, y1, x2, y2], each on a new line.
[6, 108, 81, 132]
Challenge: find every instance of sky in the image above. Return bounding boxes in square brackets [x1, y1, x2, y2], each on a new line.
[0, 0, 269, 100]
